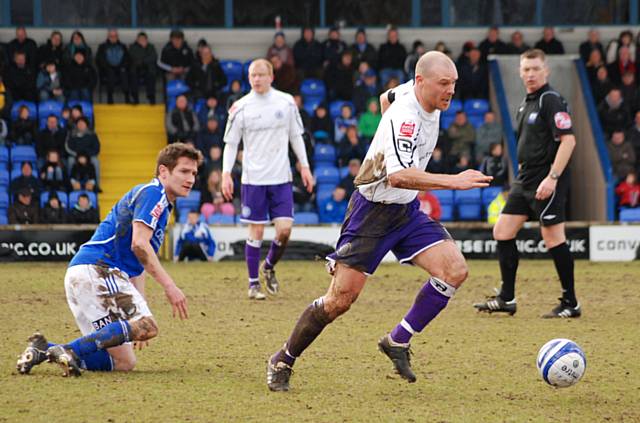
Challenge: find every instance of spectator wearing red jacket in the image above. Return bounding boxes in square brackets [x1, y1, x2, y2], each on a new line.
[616, 171, 640, 208]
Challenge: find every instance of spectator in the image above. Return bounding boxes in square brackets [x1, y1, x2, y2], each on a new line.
[293, 93, 312, 130]
[6, 51, 37, 101]
[452, 154, 472, 173]
[337, 126, 366, 166]
[478, 27, 508, 61]
[0, 76, 11, 119]
[615, 171, 640, 208]
[625, 111, 640, 166]
[620, 71, 639, 115]
[186, 45, 227, 100]
[353, 69, 380, 113]
[66, 117, 100, 177]
[60, 106, 71, 127]
[350, 28, 377, 69]
[378, 27, 407, 72]
[128, 31, 158, 105]
[40, 150, 68, 192]
[433, 41, 453, 59]
[292, 161, 316, 212]
[68, 192, 99, 224]
[63, 30, 92, 66]
[8, 187, 38, 224]
[487, 185, 509, 224]
[310, 104, 333, 142]
[10, 161, 40, 198]
[200, 169, 234, 219]
[63, 51, 97, 102]
[475, 111, 502, 161]
[332, 158, 360, 207]
[174, 211, 215, 262]
[579, 29, 605, 63]
[506, 30, 530, 55]
[334, 104, 358, 144]
[96, 29, 131, 104]
[608, 130, 636, 179]
[195, 38, 209, 63]
[607, 45, 635, 86]
[320, 187, 348, 223]
[158, 29, 194, 81]
[196, 117, 223, 159]
[270, 54, 298, 94]
[69, 105, 86, 129]
[37, 30, 64, 69]
[448, 111, 476, 158]
[266, 32, 294, 67]
[383, 76, 401, 91]
[585, 48, 605, 86]
[456, 47, 488, 100]
[417, 191, 442, 221]
[166, 94, 200, 144]
[40, 192, 67, 224]
[325, 50, 356, 101]
[426, 147, 448, 174]
[69, 154, 97, 192]
[591, 66, 614, 105]
[201, 145, 223, 181]
[322, 27, 348, 69]
[293, 26, 324, 79]
[36, 61, 64, 102]
[598, 88, 631, 137]
[7, 26, 38, 69]
[606, 30, 635, 65]
[10, 105, 37, 146]
[357, 97, 382, 142]
[479, 142, 507, 186]
[36, 115, 66, 159]
[404, 40, 426, 80]
[534, 27, 565, 55]
[224, 80, 244, 112]
[198, 95, 228, 127]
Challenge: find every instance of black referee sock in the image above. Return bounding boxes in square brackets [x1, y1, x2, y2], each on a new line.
[549, 243, 577, 307]
[497, 239, 519, 302]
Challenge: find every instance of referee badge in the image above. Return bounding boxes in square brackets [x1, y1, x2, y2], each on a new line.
[554, 112, 572, 129]
[527, 112, 538, 124]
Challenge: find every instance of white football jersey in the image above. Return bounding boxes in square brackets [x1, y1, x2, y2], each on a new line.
[223, 88, 308, 185]
[388, 80, 414, 103]
[355, 85, 440, 204]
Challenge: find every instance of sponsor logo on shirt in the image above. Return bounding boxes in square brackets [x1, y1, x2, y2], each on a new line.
[397, 137, 413, 153]
[527, 112, 538, 124]
[92, 315, 113, 331]
[150, 202, 164, 219]
[399, 121, 415, 136]
[554, 112, 572, 129]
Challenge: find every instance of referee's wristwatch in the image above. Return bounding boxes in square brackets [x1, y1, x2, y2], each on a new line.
[549, 170, 560, 180]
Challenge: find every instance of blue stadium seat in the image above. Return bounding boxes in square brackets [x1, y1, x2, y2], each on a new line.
[315, 166, 340, 185]
[379, 68, 405, 88]
[439, 204, 454, 222]
[0, 169, 8, 189]
[40, 191, 69, 208]
[339, 166, 350, 179]
[432, 189, 454, 205]
[294, 211, 320, 224]
[313, 130, 331, 143]
[329, 100, 355, 120]
[0, 146, 8, 169]
[38, 101, 64, 129]
[166, 79, 190, 98]
[468, 114, 485, 129]
[220, 60, 243, 87]
[318, 198, 347, 223]
[619, 207, 640, 222]
[207, 214, 236, 225]
[178, 210, 189, 224]
[300, 79, 326, 101]
[0, 190, 9, 209]
[443, 99, 463, 116]
[455, 188, 482, 220]
[11, 101, 37, 121]
[175, 190, 201, 211]
[69, 190, 98, 208]
[243, 59, 252, 81]
[464, 98, 490, 116]
[440, 114, 455, 129]
[0, 212, 7, 225]
[316, 184, 335, 205]
[482, 186, 503, 207]
[10, 168, 21, 180]
[314, 144, 336, 165]
[303, 98, 322, 116]
[67, 100, 94, 120]
[10, 145, 37, 166]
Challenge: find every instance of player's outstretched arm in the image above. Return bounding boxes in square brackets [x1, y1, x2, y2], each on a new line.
[388, 168, 493, 191]
[132, 222, 188, 320]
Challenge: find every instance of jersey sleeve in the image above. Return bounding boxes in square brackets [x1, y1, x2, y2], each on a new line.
[384, 113, 419, 176]
[223, 103, 244, 146]
[288, 102, 305, 139]
[541, 93, 574, 139]
[133, 187, 166, 230]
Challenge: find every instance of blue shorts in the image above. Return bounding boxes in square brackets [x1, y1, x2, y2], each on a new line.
[240, 183, 294, 224]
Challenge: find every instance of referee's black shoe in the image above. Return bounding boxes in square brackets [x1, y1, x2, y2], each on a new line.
[473, 295, 517, 315]
[542, 298, 581, 318]
[378, 334, 417, 383]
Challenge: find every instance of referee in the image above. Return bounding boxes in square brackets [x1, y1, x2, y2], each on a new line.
[474, 49, 580, 318]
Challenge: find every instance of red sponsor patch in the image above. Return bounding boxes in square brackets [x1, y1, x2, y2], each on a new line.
[399, 121, 415, 137]
[554, 112, 572, 130]
[150, 203, 163, 219]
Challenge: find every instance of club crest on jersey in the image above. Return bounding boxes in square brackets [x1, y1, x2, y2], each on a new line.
[241, 205, 251, 217]
[275, 110, 284, 119]
[527, 112, 538, 123]
[399, 121, 415, 137]
[150, 202, 164, 219]
[554, 112, 572, 129]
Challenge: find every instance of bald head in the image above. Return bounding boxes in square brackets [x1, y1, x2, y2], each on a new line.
[414, 51, 457, 113]
[415, 51, 456, 79]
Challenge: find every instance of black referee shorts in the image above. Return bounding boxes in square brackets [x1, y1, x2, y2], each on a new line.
[502, 174, 569, 226]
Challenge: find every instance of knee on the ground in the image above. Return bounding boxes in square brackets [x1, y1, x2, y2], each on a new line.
[130, 316, 159, 341]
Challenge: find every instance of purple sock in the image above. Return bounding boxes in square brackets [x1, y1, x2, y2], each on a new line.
[390, 278, 456, 344]
[245, 239, 262, 287]
[264, 239, 286, 270]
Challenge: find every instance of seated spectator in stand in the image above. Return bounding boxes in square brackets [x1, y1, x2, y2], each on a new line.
[607, 45, 635, 86]
[6, 51, 37, 101]
[456, 47, 488, 100]
[506, 30, 529, 55]
[10, 105, 37, 146]
[37, 30, 64, 69]
[325, 50, 356, 101]
[625, 111, 640, 166]
[620, 71, 639, 115]
[337, 126, 366, 167]
[40, 150, 68, 192]
[63, 50, 97, 102]
[224, 80, 244, 112]
[534, 27, 565, 55]
[585, 49, 605, 86]
[63, 31, 92, 66]
[378, 26, 407, 72]
[37, 61, 64, 102]
[321, 185, 349, 223]
[591, 66, 614, 105]
[353, 69, 380, 113]
[96, 29, 131, 104]
[478, 26, 508, 61]
[322, 26, 348, 70]
[448, 111, 476, 159]
[475, 111, 502, 161]
[70, 154, 97, 192]
[166, 94, 200, 144]
[267, 32, 294, 67]
[426, 147, 449, 174]
[128, 32, 157, 104]
[579, 29, 605, 63]
[186, 45, 227, 100]
[293, 26, 324, 79]
[66, 117, 100, 178]
[200, 169, 234, 219]
[605, 30, 635, 65]
[357, 97, 381, 143]
[8, 187, 38, 224]
[201, 145, 223, 181]
[196, 117, 223, 159]
[334, 104, 358, 144]
[293, 161, 316, 212]
[40, 192, 67, 224]
[404, 40, 426, 80]
[616, 171, 640, 208]
[417, 191, 442, 221]
[434, 41, 453, 59]
[8, 26, 38, 69]
[608, 130, 637, 180]
[68, 192, 99, 224]
[0, 76, 11, 120]
[293, 94, 312, 130]
[337, 158, 360, 199]
[37, 115, 66, 159]
[452, 154, 472, 174]
[599, 89, 631, 137]
[158, 29, 194, 81]
[351, 28, 377, 69]
[479, 142, 507, 186]
[174, 211, 215, 262]
[68, 105, 86, 129]
[60, 106, 71, 127]
[10, 161, 40, 198]
[198, 95, 228, 127]
[383, 76, 401, 91]
[487, 185, 509, 224]
[310, 104, 333, 143]
[270, 54, 298, 94]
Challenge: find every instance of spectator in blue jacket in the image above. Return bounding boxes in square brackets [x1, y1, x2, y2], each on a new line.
[174, 211, 216, 261]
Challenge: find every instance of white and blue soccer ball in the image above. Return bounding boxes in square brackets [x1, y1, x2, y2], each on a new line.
[536, 338, 586, 388]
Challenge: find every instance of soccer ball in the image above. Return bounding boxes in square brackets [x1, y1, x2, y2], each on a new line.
[536, 338, 586, 388]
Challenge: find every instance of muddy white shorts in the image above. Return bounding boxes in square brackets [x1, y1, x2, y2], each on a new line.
[64, 264, 152, 336]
